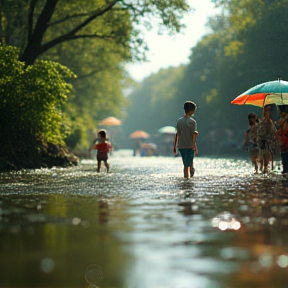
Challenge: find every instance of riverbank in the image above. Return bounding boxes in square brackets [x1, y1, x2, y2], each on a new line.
[0, 142, 79, 171]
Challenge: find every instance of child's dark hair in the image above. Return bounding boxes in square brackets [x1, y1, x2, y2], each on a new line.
[98, 129, 107, 139]
[184, 101, 197, 113]
[248, 113, 258, 123]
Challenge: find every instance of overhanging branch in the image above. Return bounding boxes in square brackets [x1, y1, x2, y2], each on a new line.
[39, 32, 115, 55]
[48, 12, 95, 26]
[66, 0, 118, 37]
[76, 69, 104, 79]
[70, 33, 115, 40]
[28, 0, 37, 41]
[38, 0, 119, 56]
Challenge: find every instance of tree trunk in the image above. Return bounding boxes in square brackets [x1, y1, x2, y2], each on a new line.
[19, 0, 58, 65]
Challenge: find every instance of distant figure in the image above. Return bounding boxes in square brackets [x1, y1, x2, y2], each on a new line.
[258, 105, 275, 174]
[244, 113, 259, 174]
[162, 134, 174, 156]
[133, 139, 142, 156]
[173, 101, 198, 178]
[276, 105, 288, 175]
[89, 129, 112, 172]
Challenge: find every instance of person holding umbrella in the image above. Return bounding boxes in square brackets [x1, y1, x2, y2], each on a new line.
[231, 78, 288, 173]
[276, 105, 288, 175]
[257, 105, 275, 174]
[244, 113, 260, 174]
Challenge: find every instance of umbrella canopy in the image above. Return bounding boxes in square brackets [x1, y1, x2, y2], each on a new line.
[231, 79, 288, 107]
[98, 116, 122, 126]
[130, 130, 150, 139]
[157, 126, 176, 134]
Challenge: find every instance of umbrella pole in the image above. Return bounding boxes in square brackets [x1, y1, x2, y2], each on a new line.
[262, 96, 267, 116]
[278, 76, 283, 104]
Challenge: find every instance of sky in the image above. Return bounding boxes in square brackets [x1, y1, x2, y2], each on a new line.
[126, 0, 220, 82]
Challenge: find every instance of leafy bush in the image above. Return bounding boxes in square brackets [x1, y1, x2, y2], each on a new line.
[0, 45, 75, 162]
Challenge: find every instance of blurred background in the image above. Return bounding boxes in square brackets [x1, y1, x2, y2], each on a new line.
[1, 0, 288, 160]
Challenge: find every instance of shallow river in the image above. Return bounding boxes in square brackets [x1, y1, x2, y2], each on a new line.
[1, 150, 288, 288]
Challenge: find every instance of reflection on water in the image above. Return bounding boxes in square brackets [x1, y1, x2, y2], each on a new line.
[0, 151, 288, 287]
[212, 212, 241, 231]
[85, 264, 103, 286]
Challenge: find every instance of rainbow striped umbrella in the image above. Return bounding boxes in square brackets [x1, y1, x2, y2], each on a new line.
[231, 79, 288, 107]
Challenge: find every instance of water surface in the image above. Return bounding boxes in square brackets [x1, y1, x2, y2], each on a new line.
[0, 151, 288, 288]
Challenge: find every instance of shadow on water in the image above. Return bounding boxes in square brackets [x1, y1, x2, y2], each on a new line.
[1, 151, 288, 287]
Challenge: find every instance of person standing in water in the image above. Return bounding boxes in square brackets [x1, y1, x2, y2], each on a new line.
[89, 129, 112, 172]
[173, 101, 198, 179]
[244, 113, 260, 174]
[257, 105, 275, 174]
[276, 105, 288, 175]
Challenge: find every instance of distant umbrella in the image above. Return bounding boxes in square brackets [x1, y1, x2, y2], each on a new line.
[130, 130, 150, 139]
[98, 116, 122, 126]
[158, 126, 176, 134]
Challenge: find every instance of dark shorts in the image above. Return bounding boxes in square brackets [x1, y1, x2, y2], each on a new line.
[97, 152, 108, 162]
[179, 148, 194, 167]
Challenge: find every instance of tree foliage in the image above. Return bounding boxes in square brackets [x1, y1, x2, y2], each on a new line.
[46, 34, 130, 150]
[125, 0, 288, 155]
[0, 45, 76, 167]
[0, 0, 191, 155]
[0, 0, 191, 65]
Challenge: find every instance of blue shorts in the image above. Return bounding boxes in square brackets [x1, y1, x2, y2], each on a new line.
[179, 148, 194, 167]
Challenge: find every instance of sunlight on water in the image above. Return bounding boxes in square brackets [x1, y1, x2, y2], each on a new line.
[1, 151, 288, 287]
[212, 212, 241, 231]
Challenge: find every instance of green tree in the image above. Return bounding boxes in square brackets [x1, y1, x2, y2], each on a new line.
[47, 35, 131, 150]
[0, 45, 76, 169]
[173, 0, 288, 155]
[0, 0, 192, 153]
[0, 0, 191, 65]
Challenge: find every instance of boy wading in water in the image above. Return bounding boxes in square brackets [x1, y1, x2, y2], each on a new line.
[89, 129, 112, 172]
[173, 101, 198, 178]
[276, 105, 288, 175]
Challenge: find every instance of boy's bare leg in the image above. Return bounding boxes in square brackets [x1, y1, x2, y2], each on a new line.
[259, 154, 264, 172]
[104, 161, 109, 172]
[97, 160, 101, 172]
[183, 166, 189, 178]
[251, 155, 258, 173]
[263, 153, 269, 173]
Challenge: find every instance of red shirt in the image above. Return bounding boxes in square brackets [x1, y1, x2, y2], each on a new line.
[93, 142, 111, 155]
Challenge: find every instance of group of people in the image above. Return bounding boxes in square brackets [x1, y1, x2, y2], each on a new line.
[172, 101, 288, 179]
[245, 104, 288, 174]
[88, 101, 288, 178]
[88, 101, 199, 178]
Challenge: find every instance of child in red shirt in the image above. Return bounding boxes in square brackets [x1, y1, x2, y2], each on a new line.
[89, 129, 112, 172]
